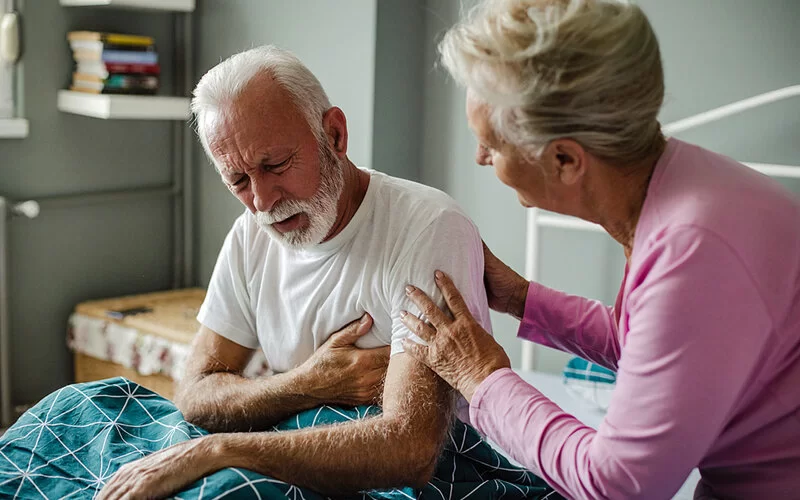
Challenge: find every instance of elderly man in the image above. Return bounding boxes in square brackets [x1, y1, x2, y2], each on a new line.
[99, 45, 491, 498]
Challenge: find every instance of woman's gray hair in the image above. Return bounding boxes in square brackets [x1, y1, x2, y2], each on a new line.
[440, 0, 664, 165]
[191, 45, 332, 165]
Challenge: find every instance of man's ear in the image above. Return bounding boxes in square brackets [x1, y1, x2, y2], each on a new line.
[322, 107, 348, 158]
[546, 139, 586, 186]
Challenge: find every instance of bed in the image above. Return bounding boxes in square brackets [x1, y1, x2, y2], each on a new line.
[0, 376, 561, 499]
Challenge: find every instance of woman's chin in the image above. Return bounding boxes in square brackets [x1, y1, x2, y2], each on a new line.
[517, 195, 536, 208]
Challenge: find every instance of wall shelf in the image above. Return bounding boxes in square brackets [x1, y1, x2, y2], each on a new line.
[0, 119, 29, 138]
[59, 0, 195, 12]
[57, 91, 190, 120]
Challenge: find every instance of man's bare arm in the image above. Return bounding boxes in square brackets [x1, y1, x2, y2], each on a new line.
[209, 352, 454, 494]
[175, 317, 389, 432]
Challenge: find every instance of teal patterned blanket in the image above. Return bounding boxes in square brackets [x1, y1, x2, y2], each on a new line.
[0, 378, 560, 499]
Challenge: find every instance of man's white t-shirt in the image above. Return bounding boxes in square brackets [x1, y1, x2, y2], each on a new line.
[198, 170, 492, 378]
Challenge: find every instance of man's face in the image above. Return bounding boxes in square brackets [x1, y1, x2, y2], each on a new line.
[207, 76, 344, 249]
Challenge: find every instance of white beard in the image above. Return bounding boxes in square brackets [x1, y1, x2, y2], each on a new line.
[254, 143, 344, 249]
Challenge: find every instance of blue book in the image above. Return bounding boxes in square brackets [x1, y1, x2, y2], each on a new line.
[74, 49, 158, 65]
[101, 50, 158, 64]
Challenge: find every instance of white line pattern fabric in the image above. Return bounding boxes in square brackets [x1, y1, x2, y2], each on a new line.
[0, 378, 560, 499]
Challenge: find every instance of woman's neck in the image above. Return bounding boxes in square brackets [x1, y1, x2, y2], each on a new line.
[592, 138, 667, 258]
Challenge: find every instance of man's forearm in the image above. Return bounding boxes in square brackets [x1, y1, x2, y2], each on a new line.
[211, 400, 452, 494]
[176, 367, 324, 432]
[204, 359, 456, 495]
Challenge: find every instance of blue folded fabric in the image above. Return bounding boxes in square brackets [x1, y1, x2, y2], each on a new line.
[562, 357, 616, 411]
[0, 377, 562, 499]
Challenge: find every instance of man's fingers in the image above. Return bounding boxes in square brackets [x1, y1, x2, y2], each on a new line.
[377, 346, 391, 360]
[329, 313, 373, 347]
[101, 463, 136, 500]
[97, 476, 121, 500]
[405, 285, 449, 327]
[435, 271, 473, 319]
[366, 346, 391, 367]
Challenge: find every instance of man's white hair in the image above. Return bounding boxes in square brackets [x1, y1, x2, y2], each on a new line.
[191, 45, 333, 167]
[440, 0, 664, 165]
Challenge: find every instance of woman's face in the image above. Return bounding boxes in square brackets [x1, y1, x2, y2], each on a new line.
[465, 93, 560, 210]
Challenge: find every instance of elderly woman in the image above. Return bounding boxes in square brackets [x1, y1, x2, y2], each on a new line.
[399, 0, 800, 499]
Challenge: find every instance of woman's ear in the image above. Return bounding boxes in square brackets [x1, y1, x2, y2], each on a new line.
[322, 107, 349, 158]
[548, 139, 586, 185]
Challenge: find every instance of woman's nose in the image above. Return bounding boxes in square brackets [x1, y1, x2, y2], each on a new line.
[476, 145, 492, 166]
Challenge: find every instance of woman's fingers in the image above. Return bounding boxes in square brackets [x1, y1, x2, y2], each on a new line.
[401, 339, 429, 365]
[400, 309, 436, 342]
[434, 271, 473, 319]
[405, 285, 450, 327]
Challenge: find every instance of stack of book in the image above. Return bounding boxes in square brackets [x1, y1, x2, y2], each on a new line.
[68, 31, 160, 95]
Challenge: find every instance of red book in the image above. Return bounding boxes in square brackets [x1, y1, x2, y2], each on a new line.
[105, 62, 160, 75]
[76, 61, 161, 78]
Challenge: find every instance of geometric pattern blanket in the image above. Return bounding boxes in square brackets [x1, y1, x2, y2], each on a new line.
[0, 378, 562, 499]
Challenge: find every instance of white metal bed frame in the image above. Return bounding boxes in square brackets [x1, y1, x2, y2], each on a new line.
[521, 84, 800, 371]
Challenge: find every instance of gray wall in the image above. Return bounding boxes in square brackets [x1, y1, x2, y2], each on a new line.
[371, 0, 426, 181]
[194, 0, 378, 285]
[5, 0, 796, 407]
[0, 2, 179, 404]
[420, 0, 800, 372]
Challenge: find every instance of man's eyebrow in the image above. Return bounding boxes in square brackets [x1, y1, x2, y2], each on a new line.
[218, 166, 241, 180]
[259, 148, 295, 164]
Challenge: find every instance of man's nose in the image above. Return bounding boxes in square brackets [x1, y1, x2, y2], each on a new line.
[251, 176, 281, 213]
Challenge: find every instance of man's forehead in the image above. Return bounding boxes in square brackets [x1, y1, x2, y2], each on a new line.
[208, 122, 300, 176]
[203, 75, 313, 174]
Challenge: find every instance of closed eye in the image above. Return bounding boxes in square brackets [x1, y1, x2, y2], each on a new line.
[226, 176, 249, 193]
[263, 156, 292, 173]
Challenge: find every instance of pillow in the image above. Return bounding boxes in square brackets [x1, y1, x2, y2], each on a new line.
[562, 356, 616, 411]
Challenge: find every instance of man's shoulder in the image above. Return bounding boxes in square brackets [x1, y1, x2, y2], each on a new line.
[367, 172, 481, 262]
[371, 171, 471, 225]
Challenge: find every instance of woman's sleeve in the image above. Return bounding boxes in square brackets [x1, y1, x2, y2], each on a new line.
[471, 226, 773, 499]
[519, 281, 621, 369]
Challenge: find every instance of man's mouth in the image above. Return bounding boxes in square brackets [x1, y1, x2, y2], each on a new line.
[272, 213, 303, 233]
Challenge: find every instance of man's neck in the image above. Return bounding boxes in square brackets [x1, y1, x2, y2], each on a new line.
[323, 162, 370, 242]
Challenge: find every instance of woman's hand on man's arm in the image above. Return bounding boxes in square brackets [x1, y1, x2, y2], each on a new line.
[482, 241, 529, 320]
[400, 270, 512, 403]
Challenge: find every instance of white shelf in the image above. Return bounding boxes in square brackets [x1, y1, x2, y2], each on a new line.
[59, 0, 195, 12]
[58, 90, 190, 120]
[0, 118, 29, 138]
